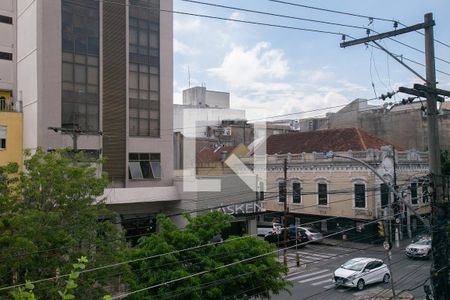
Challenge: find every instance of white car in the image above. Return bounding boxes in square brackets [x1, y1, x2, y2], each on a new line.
[333, 257, 391, 290]
[405, 238, 432, 259]
[298, 226, 323, 242]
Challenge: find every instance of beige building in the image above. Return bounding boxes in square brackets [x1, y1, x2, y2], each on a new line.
[246, 128, 430, 240]
[298, 98, 450, 152]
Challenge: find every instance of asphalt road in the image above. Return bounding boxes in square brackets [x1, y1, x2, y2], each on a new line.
[271, 241, 431, 300]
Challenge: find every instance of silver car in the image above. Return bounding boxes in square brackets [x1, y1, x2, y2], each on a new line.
[333, 257, 391, 290]
[298, 226, 323, 242]
[405, 238, 432, 259]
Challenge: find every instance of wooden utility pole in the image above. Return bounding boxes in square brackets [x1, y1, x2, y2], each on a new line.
[424, 13, 448, 299]
[283, 158, 288, 266]
[341, 14, 449, 298]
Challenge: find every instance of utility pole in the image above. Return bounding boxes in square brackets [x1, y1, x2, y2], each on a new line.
[341, 14, 450, 298]
[48, 126, 102, 153]
[283, 158, 288, 266]
[424, 13, 448, 299]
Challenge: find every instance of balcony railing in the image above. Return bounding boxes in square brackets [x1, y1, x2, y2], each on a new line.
[0, 100, 22, 112]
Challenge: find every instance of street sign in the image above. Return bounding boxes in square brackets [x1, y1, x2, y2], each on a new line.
[395, 218, 400, 224]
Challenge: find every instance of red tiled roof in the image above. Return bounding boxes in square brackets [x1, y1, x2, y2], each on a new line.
[266, 128, 398, 154]
[196, 146, 236, 162]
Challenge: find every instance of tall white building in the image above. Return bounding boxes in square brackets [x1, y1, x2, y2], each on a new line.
[14, 0, 182, 236]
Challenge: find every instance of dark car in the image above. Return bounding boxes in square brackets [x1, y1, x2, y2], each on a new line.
[264, 228, 308, 248]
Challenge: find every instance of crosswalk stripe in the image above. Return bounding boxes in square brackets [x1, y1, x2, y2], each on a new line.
[286, 269, 329, 281]
[311, 278, 333, 286]
[298, 273, 332, 283]
[296, 251, 334, 258]
[323, 283, 336, 289]
[286, 269, 305, 277]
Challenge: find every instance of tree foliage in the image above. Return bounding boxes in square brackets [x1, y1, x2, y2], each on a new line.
[127, 211, 290, 300]
[0, 148, 130, 299]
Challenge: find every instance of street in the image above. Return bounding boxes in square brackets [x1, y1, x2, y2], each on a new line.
[272, 240, 431, 300]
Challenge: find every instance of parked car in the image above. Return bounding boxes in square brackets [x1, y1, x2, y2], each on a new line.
[257, 222, 282, 236]
[298, 226, 324, 242]
[333, 257, 391, 290]
[264, 228, 308, 248]
[405, 238, 432, 259]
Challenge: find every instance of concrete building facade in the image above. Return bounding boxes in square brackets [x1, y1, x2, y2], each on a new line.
[242, 128, 430, 240]
[297, 98, 450, 152]
[12, 0, 181, 237]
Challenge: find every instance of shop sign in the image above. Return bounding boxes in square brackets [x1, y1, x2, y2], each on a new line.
[212, 201, 265, 215]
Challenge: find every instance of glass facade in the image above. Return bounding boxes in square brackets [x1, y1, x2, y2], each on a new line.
[61, 0, 99, 131]
[129, 0, 160, 137]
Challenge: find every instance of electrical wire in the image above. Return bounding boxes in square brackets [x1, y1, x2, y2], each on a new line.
[267, 0, 398, 23]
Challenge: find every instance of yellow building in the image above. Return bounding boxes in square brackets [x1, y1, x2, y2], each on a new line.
[0, 91, 23, 167]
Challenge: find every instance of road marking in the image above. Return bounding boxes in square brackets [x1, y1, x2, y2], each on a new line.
[296, 251, 333, 258]
[311, 278, 333, 286]
[298, 273, 333, 283]
[286, 269, 329, 281]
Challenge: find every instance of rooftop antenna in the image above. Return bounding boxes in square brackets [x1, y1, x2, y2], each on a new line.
[188, 66, 191, 88]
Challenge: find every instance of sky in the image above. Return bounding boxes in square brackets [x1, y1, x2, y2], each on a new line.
[172, 0, 450, 120]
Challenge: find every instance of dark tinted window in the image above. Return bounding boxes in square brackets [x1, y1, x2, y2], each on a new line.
[354, 184, 366, 208]
[293, 182, 301, 203]
[0, 15, 13, 24]
[278, 181, 286, 202]
[380, 183, 390, 208]
[0, 52, 12, 61]
[318, 183, 327, 205]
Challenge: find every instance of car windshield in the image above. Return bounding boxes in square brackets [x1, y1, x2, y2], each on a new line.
[414, 239, 431, 245]
[341, 259, 366, 271]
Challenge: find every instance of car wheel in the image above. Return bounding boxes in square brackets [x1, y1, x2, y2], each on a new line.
[357, 279, 365, 291]
[383, 274, 390, 283]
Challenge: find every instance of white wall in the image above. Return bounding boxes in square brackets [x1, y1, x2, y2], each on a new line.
[174, 105, 246, 137]
[0, 0, 15, 94]
[205, 90, 229, 108]
[17, 0, 38, 150]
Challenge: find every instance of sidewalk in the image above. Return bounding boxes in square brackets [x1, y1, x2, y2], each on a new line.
[354, 289, 414, 299]
[321, 237, 413, 252]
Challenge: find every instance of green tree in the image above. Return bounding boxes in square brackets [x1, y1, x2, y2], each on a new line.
[127, 211, 290, 300]
[0, 148, 130, 299]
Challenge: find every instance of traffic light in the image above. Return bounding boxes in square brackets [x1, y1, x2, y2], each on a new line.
[377, 221, 385, 237]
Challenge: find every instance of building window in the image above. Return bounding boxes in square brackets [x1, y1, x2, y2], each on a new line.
[292, 181, 301, 204]
[410, 182, 418, 205]
[354, 184, 366, 208]
[278, 180, 286, 203]
[318, 183, 328, 206]
[380, 183, 390, 208]
[0, 15, 13, 24]
[129, 1, 160, 137]
[61, 0, 99, 131]
[422, 182, 429, 203]
[128, 153, 161, 179]
[0, 126, 6, 149]
[0, 52, 12, 61]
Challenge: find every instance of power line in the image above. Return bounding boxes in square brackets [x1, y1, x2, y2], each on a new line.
[398, 21, 450, 49]
[182, 0, 450, 66]
[182, 0, 369, 31]
[268, 0, 398, 23]
[99, 0, 343, 36]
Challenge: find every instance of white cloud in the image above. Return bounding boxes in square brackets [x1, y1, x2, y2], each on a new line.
[174, 39, 199, 56]
[208, 42, 289, 89]
[174, 17, 201, 33]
